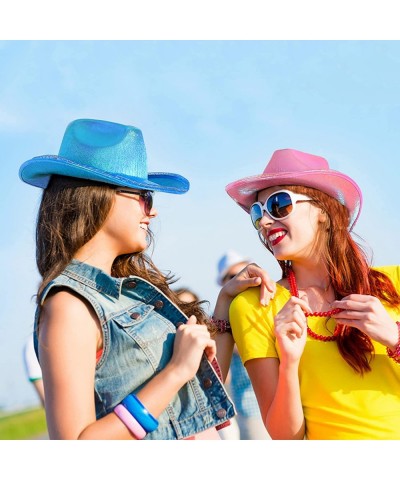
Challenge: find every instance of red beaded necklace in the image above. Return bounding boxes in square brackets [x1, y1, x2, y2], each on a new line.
[287, 267, 342, 342]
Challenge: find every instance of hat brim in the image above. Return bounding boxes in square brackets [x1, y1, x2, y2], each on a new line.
[226, 169, 362, 230]
[19, 155, 189, 194]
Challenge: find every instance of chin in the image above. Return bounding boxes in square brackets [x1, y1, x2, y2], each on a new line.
[132, 244, 147, 254]
[273, 251, 289, 262]
[119, 244, 147, 255]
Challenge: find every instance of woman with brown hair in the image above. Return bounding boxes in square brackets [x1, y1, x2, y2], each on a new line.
[226, 148, 400, 439]
[19, 118, 274, 440]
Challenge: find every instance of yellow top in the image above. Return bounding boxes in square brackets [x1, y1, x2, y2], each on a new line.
[230, 265, 400, 439]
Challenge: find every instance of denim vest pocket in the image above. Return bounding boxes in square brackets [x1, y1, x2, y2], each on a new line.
[110, 304, 177, 375]
[110, 303, 154, 326]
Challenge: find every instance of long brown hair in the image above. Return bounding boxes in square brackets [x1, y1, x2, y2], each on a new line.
[260, 184, 400, 374]
[36, 175, 209, 324]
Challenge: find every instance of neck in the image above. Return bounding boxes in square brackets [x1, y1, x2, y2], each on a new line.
[287, 264, 342, 320]
[74, 234, 116, 275]
[289, 262, 330, 291]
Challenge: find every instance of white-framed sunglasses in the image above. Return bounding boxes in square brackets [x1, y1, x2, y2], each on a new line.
[250, 189, 312, 230]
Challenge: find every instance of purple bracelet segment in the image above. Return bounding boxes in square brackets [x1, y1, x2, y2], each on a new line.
[114, 403, 147, 439]
[209, 315, 232, 333]
[386, 321, 400, 364]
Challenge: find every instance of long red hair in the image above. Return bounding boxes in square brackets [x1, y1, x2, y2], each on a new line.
[268, 185, 400, 374]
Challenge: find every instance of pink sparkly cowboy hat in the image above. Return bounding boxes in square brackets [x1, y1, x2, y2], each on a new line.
[225, 148, 363, 229]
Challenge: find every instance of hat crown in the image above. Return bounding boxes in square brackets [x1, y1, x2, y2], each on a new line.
[225, 147, 362, 230]
[264, 149, 329, 175]
[19, 117, 190, 194]
[58, 119, 148, 178]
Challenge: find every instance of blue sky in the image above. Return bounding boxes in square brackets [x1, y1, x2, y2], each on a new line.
[1, 39, 400, 414]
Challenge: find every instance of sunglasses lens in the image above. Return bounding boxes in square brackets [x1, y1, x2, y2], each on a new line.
[250, 203, 263, 230]
[267, 192, 293, 219]
[144, 192, 153, 215]
[116, 189, 154, 215]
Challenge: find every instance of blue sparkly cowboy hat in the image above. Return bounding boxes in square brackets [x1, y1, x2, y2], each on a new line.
[19, 118, 190, 194]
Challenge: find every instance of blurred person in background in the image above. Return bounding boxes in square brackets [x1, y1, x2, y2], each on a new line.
[216, 250, 270, 440]
[23, 333, 45, 407]
[174, 287, 199, 304]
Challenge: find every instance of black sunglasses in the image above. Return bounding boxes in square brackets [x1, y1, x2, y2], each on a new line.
[116, 189, 154, 215]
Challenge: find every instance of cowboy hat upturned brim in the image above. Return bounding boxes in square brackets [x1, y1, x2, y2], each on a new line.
[226, 168, 362, 230]
[19, 155, 190, 194]
[19, 118, 190, 194]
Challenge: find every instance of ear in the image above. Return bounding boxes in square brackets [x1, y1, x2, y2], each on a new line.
[318, 209, 328, 223]
[318, 209, 330, 229]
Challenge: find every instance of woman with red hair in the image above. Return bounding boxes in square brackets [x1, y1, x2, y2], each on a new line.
[226, 148, 400, 439]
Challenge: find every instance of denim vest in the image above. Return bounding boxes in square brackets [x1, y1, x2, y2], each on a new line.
[35, 260, 235, 439]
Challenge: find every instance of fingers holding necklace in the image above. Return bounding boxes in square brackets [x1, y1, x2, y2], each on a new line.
[332, 294, 399, 347]
[275, 296, 310, 339]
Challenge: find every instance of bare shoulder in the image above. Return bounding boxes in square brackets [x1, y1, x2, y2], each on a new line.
[41, 288, 97, 321]
[40, 288, 101, 344]
[39, 290, 102, 353]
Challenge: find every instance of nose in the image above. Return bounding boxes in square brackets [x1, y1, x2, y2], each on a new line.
[258, 210, 273, 230]
[149, 206, 158, 218]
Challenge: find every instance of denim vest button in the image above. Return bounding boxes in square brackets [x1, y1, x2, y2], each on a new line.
[130, 312, 140, 319]
[216, 408, 227, 418]
[154, 300, 164, 309]
[203, 378, 213, 389]
[126, 281, 137, 288]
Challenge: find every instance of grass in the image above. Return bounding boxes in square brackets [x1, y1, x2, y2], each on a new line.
[0, 407, 47, 440]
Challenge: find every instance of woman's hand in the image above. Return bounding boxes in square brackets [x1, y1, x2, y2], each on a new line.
[332, 294, 399, 349]
[213, 263, 276, 379]
[221, 263, 276, 306]
[274, 295, 311, 365]
[169, 315, 216, 383]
